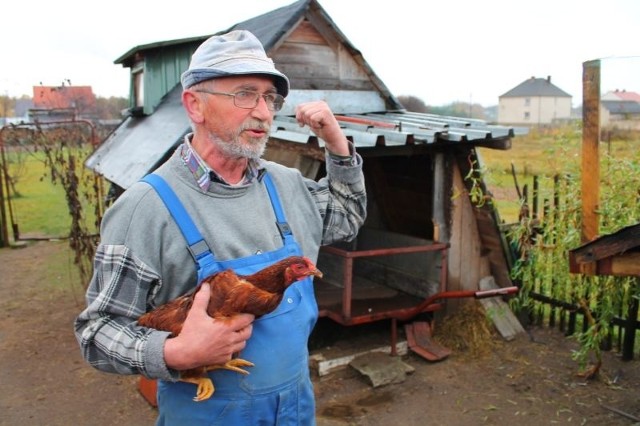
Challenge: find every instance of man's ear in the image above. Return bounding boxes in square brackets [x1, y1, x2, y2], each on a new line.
[182, 90, 205, 124]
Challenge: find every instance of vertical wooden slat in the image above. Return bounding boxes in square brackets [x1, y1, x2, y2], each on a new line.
[432, 153, 448, 242]
[448, 164, 483, 313]
[447, 166, 463, 296]
[622, 278, 639, 360]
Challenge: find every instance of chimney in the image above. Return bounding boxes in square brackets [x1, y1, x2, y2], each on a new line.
[547, 75, 551, 82]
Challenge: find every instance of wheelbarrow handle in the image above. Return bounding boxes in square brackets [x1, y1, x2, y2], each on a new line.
[395, 286, 519, 322]
[475, 286, 519, 298]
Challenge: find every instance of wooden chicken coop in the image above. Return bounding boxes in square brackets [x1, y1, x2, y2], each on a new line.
[86, 0, 520, 370]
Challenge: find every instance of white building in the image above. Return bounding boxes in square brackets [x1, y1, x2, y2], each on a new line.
[498, 76, 572, 125]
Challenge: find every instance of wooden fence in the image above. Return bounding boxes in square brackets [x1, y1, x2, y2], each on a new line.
[506, 173, 639, 360]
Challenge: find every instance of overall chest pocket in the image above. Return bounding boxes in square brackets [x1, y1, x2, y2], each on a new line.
[255, 283, 301, 322]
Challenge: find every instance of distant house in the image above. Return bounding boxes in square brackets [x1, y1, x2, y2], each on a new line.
[498, 76, 572, 126]
[600, 89, 640, 127]
[602, 89, 640, 103]
[29, 85, 97, 122]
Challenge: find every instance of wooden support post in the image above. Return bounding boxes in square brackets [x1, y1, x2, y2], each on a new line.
[581, 60, 600, 251]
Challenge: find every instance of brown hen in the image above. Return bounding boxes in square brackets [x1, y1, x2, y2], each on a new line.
[137, 256, 322, 401]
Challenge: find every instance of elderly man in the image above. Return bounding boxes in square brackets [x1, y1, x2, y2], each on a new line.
[75, 30, 366, 425]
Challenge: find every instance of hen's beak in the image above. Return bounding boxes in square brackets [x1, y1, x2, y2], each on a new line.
[309, 267, 323, 279]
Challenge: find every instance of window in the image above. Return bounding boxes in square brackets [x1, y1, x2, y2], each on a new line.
[524, 112, 530, 120]
[524, 98, 531, 106]
[132, 62, 144, 108]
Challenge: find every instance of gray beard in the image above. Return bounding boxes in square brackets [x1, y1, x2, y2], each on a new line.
[207, 130, 268, 161]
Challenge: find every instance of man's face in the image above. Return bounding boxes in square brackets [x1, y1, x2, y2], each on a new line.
[197, 75, 277, 160]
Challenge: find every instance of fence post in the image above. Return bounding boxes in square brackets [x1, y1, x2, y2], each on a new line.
[532, 175, 539, 220]
[0, 140, 8, 248]
[622, 279, 639, 361]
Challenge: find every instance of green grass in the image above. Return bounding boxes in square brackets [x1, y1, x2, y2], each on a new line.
[3, 150, 100, 240]
[7, 156, 71, 237]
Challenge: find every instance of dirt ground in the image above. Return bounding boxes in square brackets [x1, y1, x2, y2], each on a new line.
[1, 240, 639, 426]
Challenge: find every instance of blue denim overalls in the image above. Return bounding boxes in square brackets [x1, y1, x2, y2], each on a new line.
[142, 173, 318, 425]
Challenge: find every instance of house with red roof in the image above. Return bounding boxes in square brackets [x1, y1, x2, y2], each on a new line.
[602, 89, 640, 103]
[30, 85, 97, 122]
[600, 89, 640, 127]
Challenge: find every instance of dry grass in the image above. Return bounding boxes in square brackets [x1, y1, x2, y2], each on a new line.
[434, 301, 500, 358]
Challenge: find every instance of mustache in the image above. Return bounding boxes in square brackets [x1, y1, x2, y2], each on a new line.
[240, 120, 270, 134]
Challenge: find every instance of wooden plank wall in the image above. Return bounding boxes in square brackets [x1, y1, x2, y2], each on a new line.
[272, 20, 374, 91]
[455, 151, 514, 289]
[447, 164, 484, 312]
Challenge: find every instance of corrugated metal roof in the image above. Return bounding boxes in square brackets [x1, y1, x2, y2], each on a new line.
[272, 111, 513, 148]
[86, 87, 513, 190]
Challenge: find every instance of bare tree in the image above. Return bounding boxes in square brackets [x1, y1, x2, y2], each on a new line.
[397, 95, 428, 113]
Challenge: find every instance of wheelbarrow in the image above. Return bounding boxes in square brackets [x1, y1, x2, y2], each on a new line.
[396, 286, 519, 362]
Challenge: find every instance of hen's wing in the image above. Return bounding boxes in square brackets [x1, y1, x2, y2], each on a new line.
[137, 290, 194, 336]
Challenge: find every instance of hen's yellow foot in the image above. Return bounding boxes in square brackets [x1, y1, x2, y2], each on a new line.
[180, 376, 214, 402]
[206, 358, 254, 375]
[180, 359, 255, 402]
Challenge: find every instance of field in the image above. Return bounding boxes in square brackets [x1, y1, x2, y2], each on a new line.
[479, 126, 640, 223]
[1, 149, 101, 241]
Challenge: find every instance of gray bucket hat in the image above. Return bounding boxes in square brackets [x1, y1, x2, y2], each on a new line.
[181, 30, 290, 97]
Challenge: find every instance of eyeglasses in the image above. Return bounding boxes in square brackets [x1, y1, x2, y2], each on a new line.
[193, 89, 285, 112]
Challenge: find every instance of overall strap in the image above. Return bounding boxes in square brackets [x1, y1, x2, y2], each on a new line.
[141, 174, 216, 282]
[262, 172, 295, 246]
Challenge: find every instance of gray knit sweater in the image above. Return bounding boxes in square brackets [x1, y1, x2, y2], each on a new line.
[75, 145, 366, 380]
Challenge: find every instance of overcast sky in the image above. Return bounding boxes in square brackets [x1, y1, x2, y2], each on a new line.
[2, 0, 639, 107]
